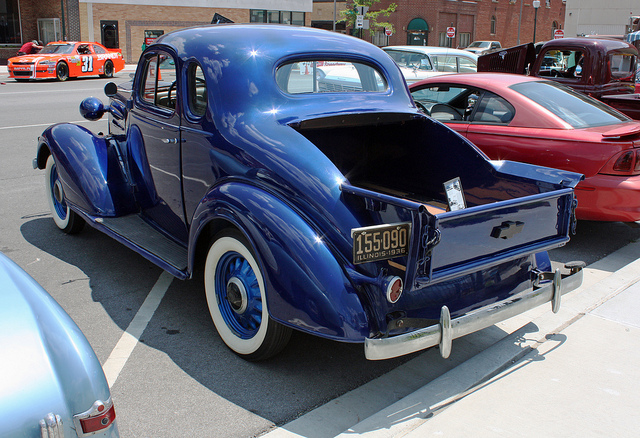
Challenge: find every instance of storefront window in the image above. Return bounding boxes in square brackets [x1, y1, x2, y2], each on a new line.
[0, 0, 21, 44]
[250, 10, 305, 25]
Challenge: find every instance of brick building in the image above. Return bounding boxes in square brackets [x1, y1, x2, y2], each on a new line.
[1, 0, 565, 64]
[1, 0, 313, 63]
[345, 0, 566, 49]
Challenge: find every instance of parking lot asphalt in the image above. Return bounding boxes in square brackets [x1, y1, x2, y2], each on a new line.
[264, 239, 640, 437]
[3, 64, 639, 437]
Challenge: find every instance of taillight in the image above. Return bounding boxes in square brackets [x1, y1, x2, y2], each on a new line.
[600, 149, 640, 175]
[383, 276, 403, 303]
[74, 399, 116, 436]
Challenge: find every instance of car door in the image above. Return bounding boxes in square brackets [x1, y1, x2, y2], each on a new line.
[129, 50, 188, 243]
[180, 61, 219, 223]
[76, 43, 95, 77]
[464, 91, 530, 161]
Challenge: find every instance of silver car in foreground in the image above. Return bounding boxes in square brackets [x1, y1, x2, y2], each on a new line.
[0, 252, 119, 438]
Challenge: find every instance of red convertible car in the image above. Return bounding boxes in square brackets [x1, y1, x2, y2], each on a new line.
[8, 41, 124, 81]
[410, 73, 640, 223]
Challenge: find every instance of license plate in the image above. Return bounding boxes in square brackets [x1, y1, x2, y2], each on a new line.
[352, 222, 411, 264]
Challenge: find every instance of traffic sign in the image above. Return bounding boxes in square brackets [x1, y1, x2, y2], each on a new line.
[446, 27, 456, 38]
[554, 29, 564, 39]
[385, 28, 392, 36]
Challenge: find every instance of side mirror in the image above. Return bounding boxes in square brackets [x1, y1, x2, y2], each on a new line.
[79, 97, 108, 121]
[104, 82, 118, 97]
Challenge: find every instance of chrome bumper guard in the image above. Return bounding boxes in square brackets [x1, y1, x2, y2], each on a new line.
[365, 263, 584, 360]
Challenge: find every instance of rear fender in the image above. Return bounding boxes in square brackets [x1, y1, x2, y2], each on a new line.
[37, 123, 136, 216]
[189, 182, 370, 341]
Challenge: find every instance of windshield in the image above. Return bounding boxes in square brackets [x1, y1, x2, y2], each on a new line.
[39, 44, 75, 55]
[469, 41, 490, 48]
[510, 81, 629, 128]
[276, 60, 388, 94]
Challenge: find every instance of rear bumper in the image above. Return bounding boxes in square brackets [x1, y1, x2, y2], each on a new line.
[575, 174, 640, 222]
[364, 263, 584, 360]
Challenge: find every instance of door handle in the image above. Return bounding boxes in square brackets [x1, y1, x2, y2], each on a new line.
[162, 138, 184, 144]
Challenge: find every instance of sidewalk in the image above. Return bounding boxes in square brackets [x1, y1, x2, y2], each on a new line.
[265, 239, 640, 437]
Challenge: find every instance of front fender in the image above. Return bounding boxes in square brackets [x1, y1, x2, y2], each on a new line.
[190, 181, 371, 341]
[37, 123, 135, 216]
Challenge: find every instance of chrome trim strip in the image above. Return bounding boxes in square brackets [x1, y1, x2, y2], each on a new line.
[364, 267, 583, 360]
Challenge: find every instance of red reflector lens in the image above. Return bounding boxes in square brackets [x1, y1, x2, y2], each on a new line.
[613, 151, 634, 172]
[79, 404, 116, 434]
[636, 151, 640, 172]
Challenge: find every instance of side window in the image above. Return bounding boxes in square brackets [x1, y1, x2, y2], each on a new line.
[458, 57, 477, 73]
[93, 45, 107, 54]
[141, 53, 178, 111]
[432, 55, 457, 72]
[539, 49, 583, 79]
[610, 54, 636, 79]
[187, 63, 207, 117]
[471, 92, 515, 124]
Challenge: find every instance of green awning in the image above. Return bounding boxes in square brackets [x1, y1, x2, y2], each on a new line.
[407, 18, 428, 31]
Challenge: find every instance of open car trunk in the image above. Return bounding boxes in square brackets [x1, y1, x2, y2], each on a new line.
[292, 113, 581, 292]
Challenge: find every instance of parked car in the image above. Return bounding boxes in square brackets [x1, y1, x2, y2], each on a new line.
[382, 46, 478, 83]
[478, 38, 640, 119]
[465, 40, 502, 55]
[34, 24, 584, 362]
[7, 41, 124, 81]
[409, 72, 640, 222]
[0, 252, 119, 438]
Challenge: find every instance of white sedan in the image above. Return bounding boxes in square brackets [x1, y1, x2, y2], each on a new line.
[383, 45, 478, 83]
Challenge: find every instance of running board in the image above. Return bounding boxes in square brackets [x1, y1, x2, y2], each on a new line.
[95, 215, 188, 276]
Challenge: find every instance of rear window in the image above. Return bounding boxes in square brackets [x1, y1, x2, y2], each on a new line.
[510, 81, 628, 128]
[276, 60, 388, 94]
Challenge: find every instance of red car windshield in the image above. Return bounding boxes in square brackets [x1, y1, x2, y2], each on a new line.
[39, 44, 75, 55]
[511, 81, 629, 128]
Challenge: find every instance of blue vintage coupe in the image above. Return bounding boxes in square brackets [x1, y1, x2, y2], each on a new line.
[34, 25, 584, 361]
[0, 252, 119, 437]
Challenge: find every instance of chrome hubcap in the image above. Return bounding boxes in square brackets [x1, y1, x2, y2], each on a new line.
[226, 277, 248, 314]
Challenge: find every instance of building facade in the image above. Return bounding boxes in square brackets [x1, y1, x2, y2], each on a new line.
[563, 0, 640, 37]
[345, 0, 566, 49]
[1, 0, 313, 63]
[1, 0, 566, 64]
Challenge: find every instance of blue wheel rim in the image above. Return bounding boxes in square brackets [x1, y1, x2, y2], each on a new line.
[215, 251, 262, 339]
[49, 163, 68, 220]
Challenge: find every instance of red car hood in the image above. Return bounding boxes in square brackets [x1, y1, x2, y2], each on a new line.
[9, 53, 65, 63]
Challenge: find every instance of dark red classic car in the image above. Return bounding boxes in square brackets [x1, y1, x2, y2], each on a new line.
[478, 38, 640, 119]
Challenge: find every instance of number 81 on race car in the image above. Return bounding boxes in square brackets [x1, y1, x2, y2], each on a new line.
[352, 223, 411, 264]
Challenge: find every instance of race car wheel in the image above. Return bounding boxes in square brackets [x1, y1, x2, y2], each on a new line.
[101, 60, 114, 78]
[204, 229, 291, 361]
[56, 62, 69, 81]
[44, 155, 85, 234]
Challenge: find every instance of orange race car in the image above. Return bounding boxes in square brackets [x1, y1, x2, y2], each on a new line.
[7, 41, 124, 81]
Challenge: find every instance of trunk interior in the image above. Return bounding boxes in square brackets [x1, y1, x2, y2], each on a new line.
[294, 114, 548, 211]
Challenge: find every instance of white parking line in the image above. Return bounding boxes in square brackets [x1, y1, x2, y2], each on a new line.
[0, 120, 95, 130]
[103, 270, 173, 388]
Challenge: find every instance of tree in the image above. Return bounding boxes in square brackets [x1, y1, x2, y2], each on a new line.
[340, 0, 398, 39]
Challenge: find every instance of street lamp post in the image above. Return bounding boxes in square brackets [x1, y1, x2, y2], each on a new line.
[533, 0, 540, 43]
